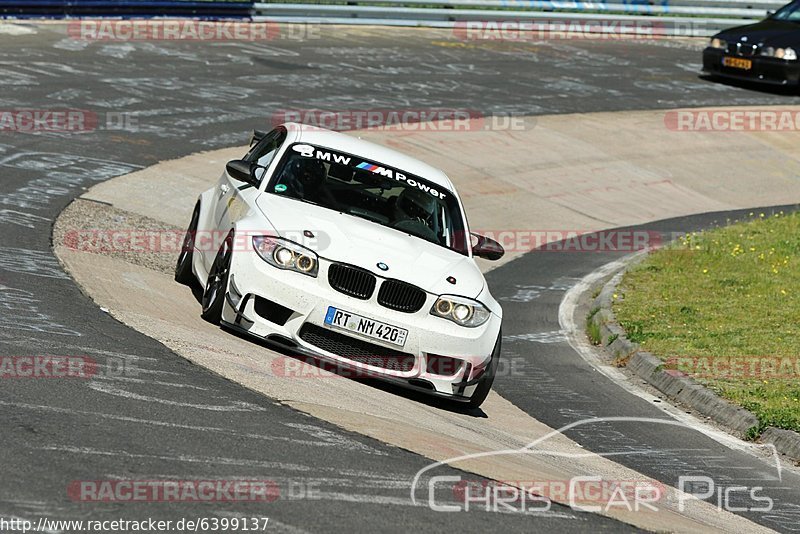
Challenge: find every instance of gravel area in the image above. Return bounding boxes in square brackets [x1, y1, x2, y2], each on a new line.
[53, 198, 182, 276]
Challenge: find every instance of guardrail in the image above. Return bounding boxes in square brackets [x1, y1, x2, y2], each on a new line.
[0, 0, 783, 36]
[252, 0, 784, 36]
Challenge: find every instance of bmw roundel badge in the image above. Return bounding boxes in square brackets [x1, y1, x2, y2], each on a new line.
[377, 262, 389, 271]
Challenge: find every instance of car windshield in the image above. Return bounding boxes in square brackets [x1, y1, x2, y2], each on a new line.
[771, 1, 800, 21]
[268, 143, 469, 255]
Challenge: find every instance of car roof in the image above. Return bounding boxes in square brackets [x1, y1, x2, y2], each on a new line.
[283, 122, 456, 192]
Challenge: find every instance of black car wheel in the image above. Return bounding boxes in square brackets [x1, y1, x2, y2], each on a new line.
[201, 232, 233, 323]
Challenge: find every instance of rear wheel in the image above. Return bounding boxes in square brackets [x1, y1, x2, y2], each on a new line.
[201, 232, 233, 323]
[174, 203, 200, 285]
[466, 332, 501, 409]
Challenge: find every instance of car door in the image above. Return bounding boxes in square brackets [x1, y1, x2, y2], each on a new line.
[205, 127, 287, 268]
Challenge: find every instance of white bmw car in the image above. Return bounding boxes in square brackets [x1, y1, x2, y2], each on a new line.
[175, 124, 505, 408]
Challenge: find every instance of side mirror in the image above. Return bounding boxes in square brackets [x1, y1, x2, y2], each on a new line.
[250, 129, 268, 147]
[471, 233, 505, 261]
[226, 159, 259, 187]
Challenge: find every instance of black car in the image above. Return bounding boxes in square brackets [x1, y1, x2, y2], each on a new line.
[703, 1, 800, 86]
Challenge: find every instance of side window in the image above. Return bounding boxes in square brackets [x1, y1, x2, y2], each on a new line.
[246, 128, 286, 183]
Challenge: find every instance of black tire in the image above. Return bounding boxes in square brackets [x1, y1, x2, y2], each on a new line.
[201, 232, 233, 324]
[175, 203, 200, 285]
[466, 331, 501, 409]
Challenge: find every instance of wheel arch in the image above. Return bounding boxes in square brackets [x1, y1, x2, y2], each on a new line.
[192, 189, 216, 283]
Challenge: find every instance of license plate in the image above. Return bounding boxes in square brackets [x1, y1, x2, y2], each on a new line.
[722, 57, 752, 70]
[324, 306, 408, 347]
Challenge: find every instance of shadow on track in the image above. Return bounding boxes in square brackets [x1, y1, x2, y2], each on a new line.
[698, 74, 800, 97]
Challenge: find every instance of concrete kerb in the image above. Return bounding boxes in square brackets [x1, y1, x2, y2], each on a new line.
[585, 255, 800, 460]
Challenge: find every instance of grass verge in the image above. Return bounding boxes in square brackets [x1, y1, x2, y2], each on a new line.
[613, 210, 800, 434]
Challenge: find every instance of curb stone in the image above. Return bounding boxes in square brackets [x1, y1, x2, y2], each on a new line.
[761, 428, 800, 459]
[586, 262, 800, 461]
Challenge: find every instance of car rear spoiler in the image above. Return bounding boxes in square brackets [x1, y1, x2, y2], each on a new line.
[250, 129, 268, 147]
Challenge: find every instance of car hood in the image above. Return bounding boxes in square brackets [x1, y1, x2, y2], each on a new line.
[255, 194, 485, 298]
[716, 19, 800, 46]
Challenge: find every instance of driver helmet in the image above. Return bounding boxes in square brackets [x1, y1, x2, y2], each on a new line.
[396, 187, 437, 221]
[285, 158, 327, 190]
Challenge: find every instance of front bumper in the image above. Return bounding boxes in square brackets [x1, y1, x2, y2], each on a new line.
[220, 248, 502, 401]
[702, 48, 800, 86]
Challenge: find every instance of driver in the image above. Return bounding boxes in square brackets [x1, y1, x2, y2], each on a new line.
[281, 158, 340, 209]
[392, 187, 439, 241]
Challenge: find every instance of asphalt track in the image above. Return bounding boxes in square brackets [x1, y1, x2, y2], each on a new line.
[490, 209, 800, 532]
[1, 22, 799, 533]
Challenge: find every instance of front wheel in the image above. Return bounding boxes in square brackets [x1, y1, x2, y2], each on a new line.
[466, 332, 501, 409]
[201, 233, 233, 323]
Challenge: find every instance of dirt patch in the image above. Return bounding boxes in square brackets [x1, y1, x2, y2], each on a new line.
[53, 198, 181, 276]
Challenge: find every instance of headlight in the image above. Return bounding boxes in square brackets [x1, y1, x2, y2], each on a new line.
[710, 37, 727, 50]
[757, 45, 797, 60]
[252, 236, 318, 277]
[431, 295, 491, 328]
